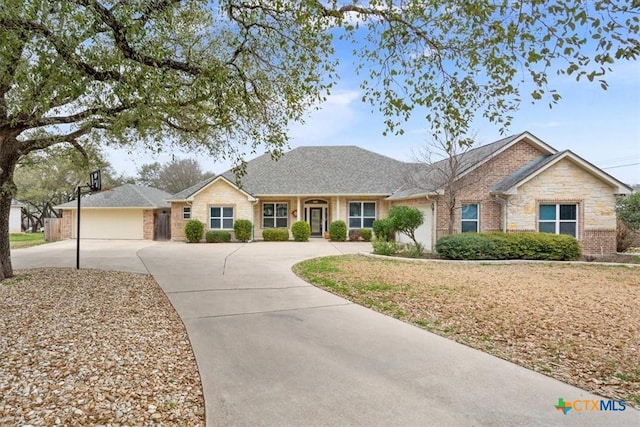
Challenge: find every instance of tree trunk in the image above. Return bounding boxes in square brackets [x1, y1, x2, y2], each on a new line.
[0, 133, 20, 280]
[447, 205, 455, 235]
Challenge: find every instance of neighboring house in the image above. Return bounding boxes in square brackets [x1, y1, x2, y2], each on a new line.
[10, 200, 25, 233]
[168, 131, 632, 254]
[55, 184, 172, 240]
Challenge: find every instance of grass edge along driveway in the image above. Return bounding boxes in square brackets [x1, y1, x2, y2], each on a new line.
[293, 255, 640, 409]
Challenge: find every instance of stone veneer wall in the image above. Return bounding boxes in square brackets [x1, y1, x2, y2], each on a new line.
[506, 160, 618, 255]
[171, 179, 254, 241]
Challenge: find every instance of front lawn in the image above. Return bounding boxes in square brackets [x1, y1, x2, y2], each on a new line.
[10, 232, 46, 249]
[293, 255, 640, 408]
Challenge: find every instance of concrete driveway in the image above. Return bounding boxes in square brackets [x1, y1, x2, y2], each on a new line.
[12, 240, 639, 426]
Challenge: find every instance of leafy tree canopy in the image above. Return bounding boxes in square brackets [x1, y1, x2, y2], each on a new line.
[617, 193, 640, 232]
[136, 158, 214, 194]
[15, 143, 128, 230]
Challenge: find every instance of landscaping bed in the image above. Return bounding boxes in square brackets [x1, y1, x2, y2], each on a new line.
[0, 268, 204, 426]
[294, 255, 640, 408]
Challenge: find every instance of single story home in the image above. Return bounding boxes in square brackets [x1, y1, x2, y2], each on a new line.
[168, 131, 631, 254]
[10, 200, 25, 233]
[56, 184, 172, 240]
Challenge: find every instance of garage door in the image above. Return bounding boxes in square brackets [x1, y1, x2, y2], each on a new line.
[72, 209, 144, 239]
[397, 207, 433, 251]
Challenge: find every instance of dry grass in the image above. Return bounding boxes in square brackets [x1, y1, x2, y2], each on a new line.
[0, 268, 204, 426]
[294, 255, 640, 408]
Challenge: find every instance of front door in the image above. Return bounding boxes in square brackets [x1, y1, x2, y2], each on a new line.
[310, 207, 323, 236]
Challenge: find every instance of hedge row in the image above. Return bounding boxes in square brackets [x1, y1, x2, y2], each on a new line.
[435, 232, 581, 261]
[206, 230, 231, 243]
[263, 228, 290, 241]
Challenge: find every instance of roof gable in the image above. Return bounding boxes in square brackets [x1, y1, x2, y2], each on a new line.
[493, 150, 633, 195]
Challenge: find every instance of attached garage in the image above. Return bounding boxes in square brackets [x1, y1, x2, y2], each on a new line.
[56, 184, 172, 241]
[71, 209, 144, 239]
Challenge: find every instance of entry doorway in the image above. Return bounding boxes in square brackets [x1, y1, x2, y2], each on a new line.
[310, 207, 323, 237]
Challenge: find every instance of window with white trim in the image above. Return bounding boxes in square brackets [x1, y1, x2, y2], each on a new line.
[461, 203, 479, 233]
[538, 204, 577, 237]
[263, 203, 288, 228]
[348, 202, 376, 228]
[183, 206, 191, 220]
[210, 206, 234, 229]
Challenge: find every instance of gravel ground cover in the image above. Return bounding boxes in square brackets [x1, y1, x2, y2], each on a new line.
[294, 255, 640, 408]
[0, 268, 204, 426]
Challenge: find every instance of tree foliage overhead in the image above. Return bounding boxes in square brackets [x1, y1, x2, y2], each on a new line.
[136, 158, 214, 194]
[14, 144, 127, 230]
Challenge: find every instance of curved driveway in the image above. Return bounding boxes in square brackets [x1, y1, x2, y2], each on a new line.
[13, 240, 639, 426]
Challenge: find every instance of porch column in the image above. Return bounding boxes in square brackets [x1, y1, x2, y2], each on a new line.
[336, 196, 340, 222]
[297, 197, 301, 223]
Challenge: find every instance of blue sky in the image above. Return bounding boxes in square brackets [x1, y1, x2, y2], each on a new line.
[107, 23, 640, 186]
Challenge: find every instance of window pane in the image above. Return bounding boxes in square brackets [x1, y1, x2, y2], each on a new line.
[223, 219, 233, 229]
[263, 204, 274, 217]
[539, 205, 556, 221]
[211, 218, 221, 229]
[461, 204, 478, 220]
[363, 218, 375, 228]
[559, 222, 576, 237]
[275, 217, 288, 228]
[211, 207, 221, 218]
[559, 204, 576, 220]
[276, 204, 288, 217]
[349, 218, 361, 228]
[461, 221, 478, 233]
[349, 203, 361, 217]
[263, 218, 274, 228]
[363, 203, 376, 217]
[539, 222, 556, 233]
[223, 207, 233, 218]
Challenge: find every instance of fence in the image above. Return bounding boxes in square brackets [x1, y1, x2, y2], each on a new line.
[44, 218, 62, 241]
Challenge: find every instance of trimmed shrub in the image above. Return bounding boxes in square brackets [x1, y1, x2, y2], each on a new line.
[291, 221, 311, 242]
[435, 232, 581, 261]
[372, 238, 398, 256]
[234, 219, 253, 242]
[329, 220, 347, 242]
[206, 230, 231, 243]
[263, 228, 289, 241]
[349, 229, 362, 241]
[387, 205, 424, 246]
[372, 218, 394, 241]
[360, 229, 372, 242]
[184, 219, 204, 243]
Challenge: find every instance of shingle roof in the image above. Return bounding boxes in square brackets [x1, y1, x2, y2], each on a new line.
[169, 132, 563, 201]
[223, 146, 407, 195]
[56, 184, 172, 209]
[388, 133, 528, 199]
[173, 146, 408, 199]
